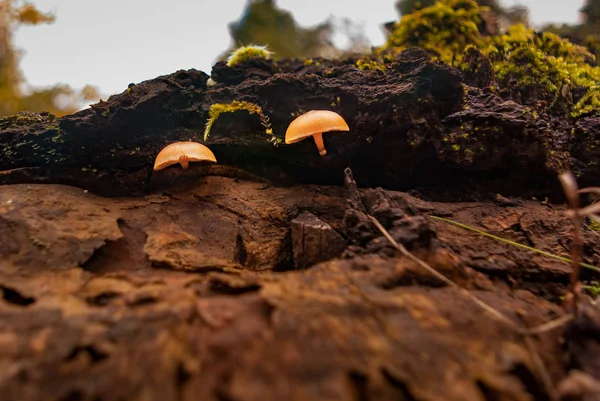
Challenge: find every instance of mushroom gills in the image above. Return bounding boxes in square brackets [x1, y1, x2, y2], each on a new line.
[153, 141, 217, 171]
[179, 156, 190, 169]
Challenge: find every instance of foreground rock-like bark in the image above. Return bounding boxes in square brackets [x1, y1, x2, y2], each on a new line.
[1, 176, 599, 400]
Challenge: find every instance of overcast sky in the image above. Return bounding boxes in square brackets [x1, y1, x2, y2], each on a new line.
[14, 0, 585, 98]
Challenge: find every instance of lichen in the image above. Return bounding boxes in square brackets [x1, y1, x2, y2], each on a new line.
[227, 45, 273, 67]
[204, 101, 272, 141]
[0, 111, 56, 130]
[0, 112, 67, 165]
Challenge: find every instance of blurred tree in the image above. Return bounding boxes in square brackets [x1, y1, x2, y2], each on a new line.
[0, 0, 99, 117]
[581, 0, 600, 25]
[334, 17, 371, 55]
[503, 5, 529, 26]
[224, 0, 369, 61]
[226, 0, 336, 59]
[577, 1, 600, 60]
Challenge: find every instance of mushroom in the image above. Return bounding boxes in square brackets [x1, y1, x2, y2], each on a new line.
[153, 141, 217, 171]
[285, 110, 349, 156]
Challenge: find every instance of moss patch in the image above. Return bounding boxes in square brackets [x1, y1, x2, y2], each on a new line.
[381, 0, 487, 66]
[381, 0, 600, 117]
[488, 25, 600, 113]
[573, 85, 600, 118]
[227, 45, 273, 67]
[204, 101, 272, 141]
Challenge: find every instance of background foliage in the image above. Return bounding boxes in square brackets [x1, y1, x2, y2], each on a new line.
[0, 0, 99, 117]
[1, 0, 599, 118]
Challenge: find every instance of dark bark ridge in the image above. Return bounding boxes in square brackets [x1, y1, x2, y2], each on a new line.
[0, 48, 598, 198]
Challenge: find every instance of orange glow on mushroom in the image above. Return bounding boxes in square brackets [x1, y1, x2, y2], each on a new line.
[153, 142, 217, 171]
[285, 110, 349, 156]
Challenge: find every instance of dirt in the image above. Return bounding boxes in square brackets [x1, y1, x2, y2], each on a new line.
[1, 48, 600, 400]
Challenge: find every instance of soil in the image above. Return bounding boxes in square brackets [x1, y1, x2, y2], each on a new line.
[1, 49, 600, 401]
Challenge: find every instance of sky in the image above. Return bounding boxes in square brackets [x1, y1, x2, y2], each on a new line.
[14, 0, 586, 99]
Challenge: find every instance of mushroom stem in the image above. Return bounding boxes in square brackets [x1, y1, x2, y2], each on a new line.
[312, 132, 327, 156]
[180, 156, 189, 169]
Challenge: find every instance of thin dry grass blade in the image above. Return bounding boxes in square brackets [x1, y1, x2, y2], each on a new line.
[526, 314, 574, 335]
[369, 216, 521, 331]
[578, 187, 600, 196]
[577, 202, 600, 217]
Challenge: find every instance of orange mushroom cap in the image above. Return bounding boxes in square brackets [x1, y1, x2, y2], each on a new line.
[153, 141, 217, 171]
[285, 110, 349, 144]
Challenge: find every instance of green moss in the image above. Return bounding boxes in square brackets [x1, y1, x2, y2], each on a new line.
[204, 100, 272, 141]
[380, 0, 600, 117]
[290, 109, 306, 118]
[329, 96, 341, 107]
[486, 25, 600, 111]
[227, 45, 273, 67]
[356, 59, 386, 72]
[380, 0, 487, 66]
[573, 85, 600, 118]
[50, 131, 65, 144]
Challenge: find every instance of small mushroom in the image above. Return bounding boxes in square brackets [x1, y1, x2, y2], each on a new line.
[153, 141, 217, 171]
[285, 110, 349, 156]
